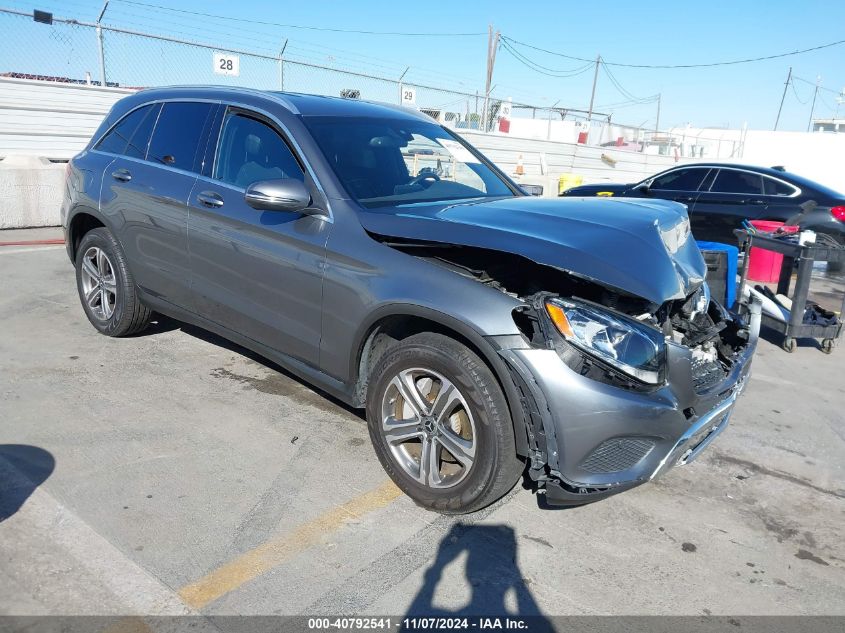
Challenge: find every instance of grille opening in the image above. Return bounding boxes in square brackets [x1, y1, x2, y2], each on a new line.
[579, 437, 655, 474]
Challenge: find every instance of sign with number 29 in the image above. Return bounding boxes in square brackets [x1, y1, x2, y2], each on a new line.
[213, 52, 240, 77]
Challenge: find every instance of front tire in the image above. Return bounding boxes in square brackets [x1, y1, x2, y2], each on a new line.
[75, 227, 152, 337]
[366, 333, 523, 514]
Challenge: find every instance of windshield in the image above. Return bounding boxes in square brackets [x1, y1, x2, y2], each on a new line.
[303, 115, 516, 208]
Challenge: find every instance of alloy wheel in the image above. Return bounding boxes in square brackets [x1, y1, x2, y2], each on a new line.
[380, 368, 477, 489]
[79, 246, 117, 321]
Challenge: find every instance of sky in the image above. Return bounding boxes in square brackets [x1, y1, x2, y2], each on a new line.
[2, 0, 844, 131]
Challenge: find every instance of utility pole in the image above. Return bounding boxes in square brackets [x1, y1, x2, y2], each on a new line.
[585, 54, 600, 142]
[774, 66, 792, 131]
[807, 75, 820, 132]
[654, 93, 661, 137]
[96, 0, 109, 87]
[482, 25, 500, 132]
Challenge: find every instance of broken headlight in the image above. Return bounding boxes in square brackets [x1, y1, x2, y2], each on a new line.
[545, 298, 666, 384]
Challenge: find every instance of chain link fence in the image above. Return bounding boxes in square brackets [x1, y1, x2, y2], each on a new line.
[0, 7, 744, 158]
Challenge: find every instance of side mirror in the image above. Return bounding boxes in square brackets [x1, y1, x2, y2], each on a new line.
[244, 179, 312, 214]
[633, 181, 651, 193]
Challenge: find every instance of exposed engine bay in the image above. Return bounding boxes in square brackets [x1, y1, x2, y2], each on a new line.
[376, 238, 751, 392]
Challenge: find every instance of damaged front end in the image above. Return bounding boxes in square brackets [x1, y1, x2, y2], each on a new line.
[362, 197, 761, 505]
[375, 235, 761, 505]
[497, 284, 761, 506]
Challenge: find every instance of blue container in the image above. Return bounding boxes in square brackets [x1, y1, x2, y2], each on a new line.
[696, 241, 739, 308]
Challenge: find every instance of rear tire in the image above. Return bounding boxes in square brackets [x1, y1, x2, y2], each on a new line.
[366, 332, 523, 514]
[75, 227, 151, 337]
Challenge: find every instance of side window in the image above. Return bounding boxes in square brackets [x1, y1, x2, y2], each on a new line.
[651, 169, 708, 191]
[763, 177, 796, 196]
[125, 103, 161, 159]
[213, 111, 305, 189]
[147, 102, 214, 172]
[95, 105, 153, 155]
[711, 169, 763, 195]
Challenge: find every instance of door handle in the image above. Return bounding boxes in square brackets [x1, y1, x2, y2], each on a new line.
[196, 191, 224, 208]
[748, 199, 767, 205]
[675, 196, 696, 203]
[111, 168, 131, 182]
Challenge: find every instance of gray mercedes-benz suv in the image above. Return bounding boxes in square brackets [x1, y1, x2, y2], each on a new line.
[62, 86, 760, 513]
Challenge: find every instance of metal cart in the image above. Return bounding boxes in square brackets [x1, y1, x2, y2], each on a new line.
[735, 229, 844, 354]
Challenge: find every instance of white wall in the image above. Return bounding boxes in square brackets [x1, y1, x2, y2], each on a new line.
[0, 155, 65, 228]
[461, 130, 688, 195]
[730, 130, 845, 195]
[0, 76, 133, 160]
[1, 77, 843, 228]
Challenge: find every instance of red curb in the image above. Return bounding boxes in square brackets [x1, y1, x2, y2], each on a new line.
[0, 238, 65, 247]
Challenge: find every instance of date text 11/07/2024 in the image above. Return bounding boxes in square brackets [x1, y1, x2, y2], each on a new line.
[307, 617, 534, 630]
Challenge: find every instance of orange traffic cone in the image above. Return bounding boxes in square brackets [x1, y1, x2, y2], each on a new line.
[515, 154, 524, 176]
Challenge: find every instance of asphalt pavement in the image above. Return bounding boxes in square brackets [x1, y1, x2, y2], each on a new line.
[1, 229, 843, 623]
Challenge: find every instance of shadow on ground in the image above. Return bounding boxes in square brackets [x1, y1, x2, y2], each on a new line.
[0, 444, 55, 522]
[403, 523, 553, 630]
[133, 314, 363, 420]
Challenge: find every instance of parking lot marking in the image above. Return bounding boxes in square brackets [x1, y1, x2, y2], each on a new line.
[0, 457, 193, 615]
[178, 479, 402, 609]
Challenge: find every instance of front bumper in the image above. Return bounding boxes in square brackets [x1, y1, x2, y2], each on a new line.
[498, 299, 760, 506]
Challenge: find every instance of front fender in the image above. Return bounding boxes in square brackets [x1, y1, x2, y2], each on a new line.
[349, 302, 531, 455]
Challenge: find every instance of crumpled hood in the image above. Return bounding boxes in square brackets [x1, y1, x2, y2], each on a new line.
[360, 196, 706, 304]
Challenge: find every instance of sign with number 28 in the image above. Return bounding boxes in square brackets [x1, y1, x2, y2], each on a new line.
[213, 52, 240, 77]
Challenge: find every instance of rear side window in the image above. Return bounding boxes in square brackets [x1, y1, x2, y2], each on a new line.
[213, 111, 304, 188]
[711, 169, 763, 194]
[124, 103, 161, 159]
[651, 169, 709, 191]
[763, 177, 796, 196]
[147, 102, 214, 172]
[95, 105, 154, 155]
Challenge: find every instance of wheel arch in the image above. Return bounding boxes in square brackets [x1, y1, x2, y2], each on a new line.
[67, 207, 107, 261]
[350, 304, 530, 456]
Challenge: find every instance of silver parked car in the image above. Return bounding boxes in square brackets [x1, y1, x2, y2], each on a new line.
[62, 87, 760, 513]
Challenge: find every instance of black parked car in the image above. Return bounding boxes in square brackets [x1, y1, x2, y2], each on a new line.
[561, 163, 845, 245]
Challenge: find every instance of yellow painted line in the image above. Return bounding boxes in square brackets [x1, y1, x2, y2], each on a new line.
[178, 480, 402, 609]
[100, 617, 154, 633]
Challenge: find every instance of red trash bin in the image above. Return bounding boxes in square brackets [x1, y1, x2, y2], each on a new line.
[747, 220, 799, 283]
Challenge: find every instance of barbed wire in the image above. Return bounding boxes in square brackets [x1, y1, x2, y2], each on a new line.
[116, 0, 487, 37]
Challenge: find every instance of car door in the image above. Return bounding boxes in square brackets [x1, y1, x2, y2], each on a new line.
[691, 168, 765, 243]
[99, 100, 217, 309]
[187, 106, 331, 367]
[646, 167, 712, 208]
[760, 175, 802, 222]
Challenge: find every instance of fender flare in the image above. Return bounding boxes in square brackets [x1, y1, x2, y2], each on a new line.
[65, 204, 111, 261]
[349, 303, 530, 455]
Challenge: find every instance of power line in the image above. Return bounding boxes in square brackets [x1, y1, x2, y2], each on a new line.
[499, 38, 594, 78]
[790, 79, 810, 105]
[817, 92, 840, 115]
[793, 75, 844, 95]
[116, 0, 486, 36]
[501, 34, 845, 69]
[596, 98, 658, 110]
[599, 60, 658, 103]
[107, 2, 491, 87]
